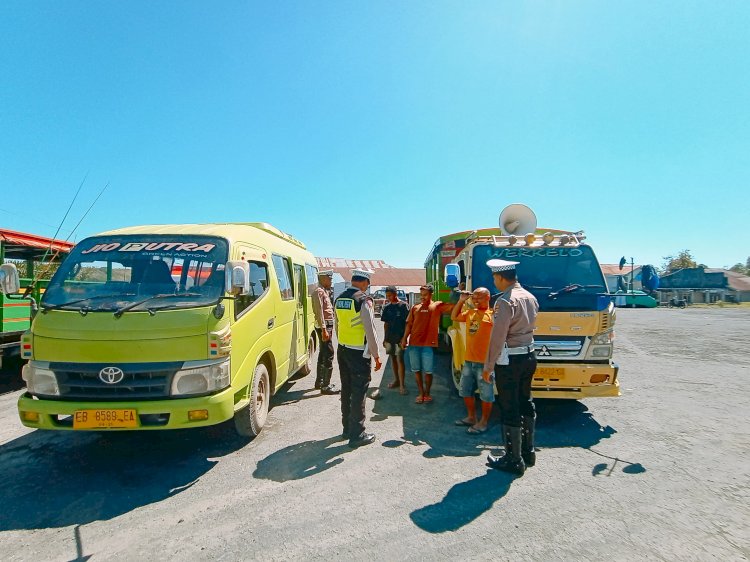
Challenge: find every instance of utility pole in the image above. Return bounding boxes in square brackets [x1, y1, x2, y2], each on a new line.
[630, 257, 635, 292]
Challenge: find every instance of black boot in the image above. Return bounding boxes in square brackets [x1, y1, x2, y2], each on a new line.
[487, 425, 525, 476]
[487, 425, 513, 467]
[320, 371, 340, 394]
[522, 415, 536, 467]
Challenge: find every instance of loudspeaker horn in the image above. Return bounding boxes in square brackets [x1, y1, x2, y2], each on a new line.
[499, 204, 537, 236]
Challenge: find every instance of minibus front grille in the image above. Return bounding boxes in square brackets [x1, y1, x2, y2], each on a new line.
[51, 362, 181, 401]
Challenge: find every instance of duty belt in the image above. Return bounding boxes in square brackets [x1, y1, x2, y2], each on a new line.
[507, 345, 535, 355]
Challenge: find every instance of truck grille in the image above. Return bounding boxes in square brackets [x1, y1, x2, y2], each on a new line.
[534, 337, 584, 359]
[50, 362, 182, 401]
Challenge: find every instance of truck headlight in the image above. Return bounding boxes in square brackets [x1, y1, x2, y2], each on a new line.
[591, 346, 612, 358]
[171, 359, 230, 396]
[23, 361, 60, 396]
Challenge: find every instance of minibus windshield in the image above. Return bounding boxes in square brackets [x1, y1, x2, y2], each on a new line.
[42, 235, 229, 313]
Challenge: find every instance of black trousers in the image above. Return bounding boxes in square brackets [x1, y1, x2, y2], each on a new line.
[337, 345, 371, 439]
[494, 353, 537, 427]
[316, 326, 334, 386]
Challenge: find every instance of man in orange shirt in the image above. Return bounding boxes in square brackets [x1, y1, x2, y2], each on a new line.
[400, 284, 454, 403]
[451, 287, 494, 433]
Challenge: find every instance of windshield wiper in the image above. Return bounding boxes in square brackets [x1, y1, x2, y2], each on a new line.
[41, 293, 137, 313]
[547, 284, 606, 299]
[113, 292, 202, 318]
[548, 284, 583, 299]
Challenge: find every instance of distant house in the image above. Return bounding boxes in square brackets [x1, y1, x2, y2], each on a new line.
[316, 257, 426, 300]
[658, 267, 750, 304]
[600, 264, 643, 293]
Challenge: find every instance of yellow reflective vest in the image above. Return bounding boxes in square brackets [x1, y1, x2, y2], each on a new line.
[335, 288, 367, 347]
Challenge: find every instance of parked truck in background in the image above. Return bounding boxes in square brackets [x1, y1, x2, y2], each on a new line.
[0, 229, 72, 371]
[425, 204, 619, 399]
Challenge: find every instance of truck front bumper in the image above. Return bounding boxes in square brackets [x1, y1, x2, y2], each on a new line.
[531, 362, 620, 399]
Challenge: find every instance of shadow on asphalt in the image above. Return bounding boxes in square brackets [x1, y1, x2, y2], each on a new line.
[253, 435, 353, 482]
[370, 351, 627, 533]
[0, 424, 247, 531]
[410, 469, 514, 533]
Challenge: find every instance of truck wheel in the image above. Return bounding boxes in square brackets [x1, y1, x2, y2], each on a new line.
[234, 363, 270, 438]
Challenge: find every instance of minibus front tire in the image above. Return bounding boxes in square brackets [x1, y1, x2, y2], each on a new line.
[234, 363, 270, 438]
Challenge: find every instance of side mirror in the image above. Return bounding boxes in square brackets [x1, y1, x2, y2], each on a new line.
[444, 264, 460, 288]
[226, 261, 251, 295]
[0, 264, 21, 295]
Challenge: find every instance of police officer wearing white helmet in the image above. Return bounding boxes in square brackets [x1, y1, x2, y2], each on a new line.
[482, 259, 539, 476]
[334, 268, 382, 448]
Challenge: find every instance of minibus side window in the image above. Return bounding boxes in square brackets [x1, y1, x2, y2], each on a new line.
[272, 254, 294, 301]
[305, 263, 318, 296]
[235, 261, 269, 318]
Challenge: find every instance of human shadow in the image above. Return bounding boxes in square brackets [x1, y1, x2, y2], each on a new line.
[0, 424, 247, 531]
[373, 354, 620, 459]
[253, 435, 352, 482]
[371, 351, 488, 459]
[410, 469, 514, 533]
[270, 382, 324, 407]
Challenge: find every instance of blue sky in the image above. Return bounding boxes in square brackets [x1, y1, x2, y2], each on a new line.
[1, 2, 748, 269]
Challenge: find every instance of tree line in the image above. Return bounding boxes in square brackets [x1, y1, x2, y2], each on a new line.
[660, 250, 750, 275]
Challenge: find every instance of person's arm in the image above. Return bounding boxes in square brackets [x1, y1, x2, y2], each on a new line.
[400, 306, 415, 348]
[312, 289, 330, 341]
[483, 300, 512, 378]
[360, 299, 382, 371]
[451, 293, 470, 321]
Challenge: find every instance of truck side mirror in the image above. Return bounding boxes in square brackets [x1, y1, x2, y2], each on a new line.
[226, 261, 251, 295]
[444, 264, 460, 288]
[0, 264, 21, 295]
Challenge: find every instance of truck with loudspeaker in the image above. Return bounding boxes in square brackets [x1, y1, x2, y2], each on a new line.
[425, 204, 619, 399]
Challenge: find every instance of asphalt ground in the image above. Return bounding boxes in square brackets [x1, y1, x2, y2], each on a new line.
[0, 307, 748, 561]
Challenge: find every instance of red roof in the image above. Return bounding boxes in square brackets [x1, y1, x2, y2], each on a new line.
[0, 228, 74, 257]
[328, 267, 426, 287]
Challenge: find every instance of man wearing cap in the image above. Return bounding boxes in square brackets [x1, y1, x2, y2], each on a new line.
[334, 268, 383, 448]
[381, 286, 410, 395]
[482, 259, 539, 476]
[400, 284, 454, 404]
[312, 270, 339, 395]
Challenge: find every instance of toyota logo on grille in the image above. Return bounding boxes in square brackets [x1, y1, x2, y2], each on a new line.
[99, 367, 125, 384]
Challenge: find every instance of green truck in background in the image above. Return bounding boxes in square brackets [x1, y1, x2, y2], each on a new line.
[0, 229, 72, 370]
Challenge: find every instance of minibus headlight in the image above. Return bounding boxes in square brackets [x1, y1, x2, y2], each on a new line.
[23, 362, 60, 396]
[171, 359, 230, 396]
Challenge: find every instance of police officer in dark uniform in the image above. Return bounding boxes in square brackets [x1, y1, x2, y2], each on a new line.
[312, 270, 339, 394]
[482, 259, 539, 476]
[335, 268, 382, 448]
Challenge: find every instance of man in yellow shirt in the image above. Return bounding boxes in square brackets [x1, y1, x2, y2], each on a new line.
[450, 287, 494, 434]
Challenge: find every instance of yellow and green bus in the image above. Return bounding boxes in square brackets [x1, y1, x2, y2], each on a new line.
[3, 222, 319, 437]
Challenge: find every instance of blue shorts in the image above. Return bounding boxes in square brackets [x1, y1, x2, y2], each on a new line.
[459, 360, 495, 403]
[408, 345, 434, 374]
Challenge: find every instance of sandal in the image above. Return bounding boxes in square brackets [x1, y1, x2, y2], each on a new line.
[455, 419, 475, 427]
[387, 381, 399, 389]
[399, 387, 409, 395]
[467, 425, 488, 434]
[423, 395, 433, 403]
[415, 396, 424, 404]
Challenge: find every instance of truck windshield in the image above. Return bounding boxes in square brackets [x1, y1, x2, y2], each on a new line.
[471, 244, 608, 312]
[41, 235, 229, 313]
